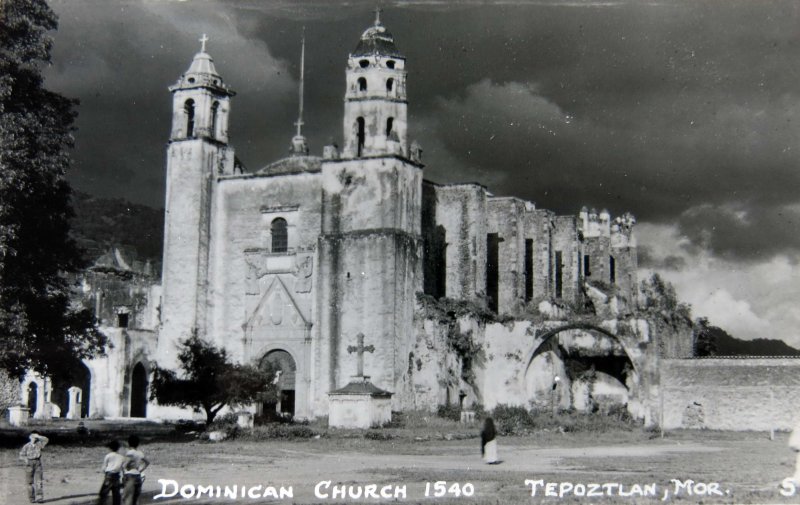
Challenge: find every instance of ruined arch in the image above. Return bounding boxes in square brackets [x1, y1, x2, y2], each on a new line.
[524, 323, 637, 413]
[258, 349, 297, 420]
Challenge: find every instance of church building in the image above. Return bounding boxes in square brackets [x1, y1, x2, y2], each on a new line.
[18, 13, 639, 422]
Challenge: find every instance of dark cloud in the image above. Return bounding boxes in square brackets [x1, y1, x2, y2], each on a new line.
[677, 204, 800, 262]
[42, 0, 800, 263]
[637, 246, 687, 271]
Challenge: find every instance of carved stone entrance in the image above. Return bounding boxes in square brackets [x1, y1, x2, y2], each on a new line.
[259, 350, 296, 419]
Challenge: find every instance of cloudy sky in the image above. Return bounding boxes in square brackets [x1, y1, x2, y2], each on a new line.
[43, 0, 800, 346]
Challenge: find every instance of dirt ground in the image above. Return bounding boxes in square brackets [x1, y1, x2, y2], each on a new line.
[1, 429, 798, 505]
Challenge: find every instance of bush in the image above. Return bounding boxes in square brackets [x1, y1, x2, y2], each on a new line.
[245, 424, 319, 440]
[491, 404, 536, 434]
[364, 430, 395, 440]
[436, 404, 462, 422]
[488, 404, 638, 435]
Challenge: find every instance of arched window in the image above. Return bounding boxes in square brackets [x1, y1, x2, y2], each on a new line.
[386, 60, 396, 69]
[386, 78, 394, 92]
[271, 218, 288, 253]
[356, 117, 365, 157]
[359, 59, 370, 68]
[184, 99, 195, 137]
[386, 117, 394, 137]
[358, 77, 367, 92]
[210, 101, 220, 139]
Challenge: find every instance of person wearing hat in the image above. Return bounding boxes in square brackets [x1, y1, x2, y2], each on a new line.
[18, 431, 49, 503]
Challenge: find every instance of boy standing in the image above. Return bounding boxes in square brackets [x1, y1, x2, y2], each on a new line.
[122, 435, 149, 505]
[99, 440, 125, 505]
[18, 431, 49, 503]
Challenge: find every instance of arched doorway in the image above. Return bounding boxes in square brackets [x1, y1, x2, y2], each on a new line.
[130, 363, 148, 418]
[259, 350, 296, 420]
[51, 362, 92, 418]
[524, 325, 635, 414]
[27, 382, 38, 417]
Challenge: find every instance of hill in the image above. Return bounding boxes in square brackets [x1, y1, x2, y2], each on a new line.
[69, 191, 163, 269]
[700, 325, 800, 357]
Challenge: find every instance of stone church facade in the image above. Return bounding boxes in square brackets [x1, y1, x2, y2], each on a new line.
[18, 15, 646, 423]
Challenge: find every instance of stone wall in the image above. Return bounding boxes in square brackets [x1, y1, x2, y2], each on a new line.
[660, 359, 800, 431]
[409, 314, 659, 424]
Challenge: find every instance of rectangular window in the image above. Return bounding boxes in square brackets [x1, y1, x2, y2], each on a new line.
[609, 256, 616, 284]
[117, 313, 129, 328]
[584, 254, 591, 277]
[524, 239, 534, 302]
[555, 251, 563, 299]
[486, 234, 500, 312]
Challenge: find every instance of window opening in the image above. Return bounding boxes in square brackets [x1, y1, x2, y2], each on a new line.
[271, 218, 288, 253]
[525, 239, 534, 302]
[609, 256, 616, 284]
[555, 251, 563, 298]
[210, 101, 220, 139]
[386, 78, 394, 92]
[386, 117, 394, 137]
[486, 234, 500, 312]
[356, 117, 365, 157]
[358, 77, 367, 92]
[184, 99, 195, 137]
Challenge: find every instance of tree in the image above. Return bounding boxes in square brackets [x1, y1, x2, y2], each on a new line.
[150, 335, 278, 424]
[0, 0, 106, 379]
[639, 272, 692, 325]
[693, 317, 718, 357]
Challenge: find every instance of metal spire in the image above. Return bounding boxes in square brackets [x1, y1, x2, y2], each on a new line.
[294, 28, 305, 137]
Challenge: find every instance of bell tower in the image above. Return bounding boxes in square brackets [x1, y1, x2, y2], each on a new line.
[159, 35, 236, 367]
[316, 12, 422, 414]
[342, 9, 408, 158]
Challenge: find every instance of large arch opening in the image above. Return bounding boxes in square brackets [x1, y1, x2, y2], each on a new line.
[130, 363, 148, 418]
[51, 362, 92, 418]
[259, 350, 296, 421]
[524, 324, 635, 414]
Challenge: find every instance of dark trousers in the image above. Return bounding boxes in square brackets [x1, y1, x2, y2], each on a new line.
[99, 472, 121, 505]
[24, 459, 43, 502]
[122, 474, 142, 505]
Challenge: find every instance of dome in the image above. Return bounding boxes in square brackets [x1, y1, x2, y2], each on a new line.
[186, 51, 220, 78]
[170, 48, 234, 95]
[352, 20, 403, 58]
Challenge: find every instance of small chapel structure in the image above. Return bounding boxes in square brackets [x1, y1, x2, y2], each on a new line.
[16, 13, 646, 423]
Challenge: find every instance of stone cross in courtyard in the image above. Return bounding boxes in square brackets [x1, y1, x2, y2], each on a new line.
[347, 332, 375, 379]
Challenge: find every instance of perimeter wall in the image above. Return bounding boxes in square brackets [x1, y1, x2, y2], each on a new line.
[660, 359, 800, 431]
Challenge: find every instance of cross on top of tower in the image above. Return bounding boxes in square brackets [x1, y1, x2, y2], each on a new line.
[374, 6, 382, 26]
[347, 332, 375, 379]
[199, 33, 209, 53]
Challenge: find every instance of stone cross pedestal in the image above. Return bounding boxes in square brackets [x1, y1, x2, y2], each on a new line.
[329, 333, 392, 429]
[66, 386, 82, 420]
[347, 332, 375, 379]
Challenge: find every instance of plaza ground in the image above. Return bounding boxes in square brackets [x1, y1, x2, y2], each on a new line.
[1, 427, 798, 504]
